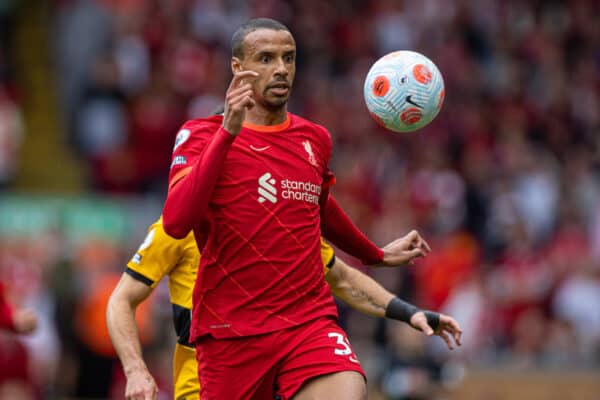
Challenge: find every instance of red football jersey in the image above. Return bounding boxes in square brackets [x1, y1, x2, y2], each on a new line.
[169, 113, 339, 340]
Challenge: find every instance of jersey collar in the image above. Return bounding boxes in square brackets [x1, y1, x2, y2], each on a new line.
[243, 113, 291, 132]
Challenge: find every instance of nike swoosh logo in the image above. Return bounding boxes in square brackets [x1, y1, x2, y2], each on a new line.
[250, 145, 271, 152]
[405, 95, 423, 109]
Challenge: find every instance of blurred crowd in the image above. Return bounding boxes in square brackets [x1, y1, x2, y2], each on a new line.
[1, 0, 599, 398]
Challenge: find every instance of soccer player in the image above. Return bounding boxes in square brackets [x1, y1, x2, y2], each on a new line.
[162, 18, 460, 399]
[106, 218, 461, 400]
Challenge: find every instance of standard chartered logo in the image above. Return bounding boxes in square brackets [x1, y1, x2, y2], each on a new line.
[257, 172, 321, 205]
[258, 172, 277, 204]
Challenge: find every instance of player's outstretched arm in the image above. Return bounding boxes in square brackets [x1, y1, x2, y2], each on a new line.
[106, 274, 158, 400]
[162, 70, 259, 238]
[321, 195, 430, 266]
[325, 257, 393, 318]
[321, 195, 384, 264]
[325, 257, 461, 350]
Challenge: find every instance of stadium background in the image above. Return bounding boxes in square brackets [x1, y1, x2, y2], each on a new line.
[1, 0, 599, 398]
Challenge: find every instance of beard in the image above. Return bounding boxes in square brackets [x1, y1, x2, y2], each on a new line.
[261, 88, 291, 111]
[264, 97, 288, 110]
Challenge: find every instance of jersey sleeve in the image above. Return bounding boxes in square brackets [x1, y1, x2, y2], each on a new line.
[126, 217, 185, 287]
[312, 124, 382, 265]
[320, 238, 335, 276]
[168, 121, 212, 191]
[321, 195, 384, 265]
[162, 119, 235, 239]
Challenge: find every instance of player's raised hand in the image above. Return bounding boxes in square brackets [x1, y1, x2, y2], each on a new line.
[125, 368, 158, 400]
[380, 230, 431, 267]
[410, 312, 463, 350]
[222, 70, 259, 136]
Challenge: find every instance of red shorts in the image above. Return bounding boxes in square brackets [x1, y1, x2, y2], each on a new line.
[195, 316, 366, 400]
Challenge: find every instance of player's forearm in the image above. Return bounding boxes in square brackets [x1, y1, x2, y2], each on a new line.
[321, 195, 384, 265]
[163, 127, 235, 238]
[330, 265, 394, 318]
[106, 294, 149, 376]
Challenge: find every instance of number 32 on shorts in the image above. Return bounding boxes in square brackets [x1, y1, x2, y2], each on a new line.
[328, 332, 360, 364]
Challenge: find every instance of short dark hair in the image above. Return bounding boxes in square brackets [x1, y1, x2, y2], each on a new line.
[231, 18, 291, 59]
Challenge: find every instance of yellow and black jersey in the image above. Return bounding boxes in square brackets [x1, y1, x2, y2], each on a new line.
[126, 216, 335, 400]
[320, 238, 335, 274]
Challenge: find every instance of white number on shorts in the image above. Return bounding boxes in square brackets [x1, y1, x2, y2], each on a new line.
[328, 332, 352, 356]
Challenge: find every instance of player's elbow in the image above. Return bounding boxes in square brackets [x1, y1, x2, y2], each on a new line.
[106, 284, 136, 330]
[105, 290, 121, 330]
[107, 285, 129, 315]
[325, 260, 346, 291]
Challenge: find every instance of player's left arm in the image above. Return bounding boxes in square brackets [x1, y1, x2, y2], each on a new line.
[316, 127, 430, 267]
[325, 257, 462, 350]
[321, 195, 431, 266]
[106, 274, 158, 400]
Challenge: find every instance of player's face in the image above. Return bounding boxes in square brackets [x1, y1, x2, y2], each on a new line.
[234, 29, 296, 110]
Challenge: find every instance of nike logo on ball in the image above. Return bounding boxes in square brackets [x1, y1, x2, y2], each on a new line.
[405, 95, 423, 109]
[250, 145, 271, 152]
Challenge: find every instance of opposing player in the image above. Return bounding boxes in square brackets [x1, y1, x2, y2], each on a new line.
[162, 18, 455, 399]
[107, 218, 461, 400]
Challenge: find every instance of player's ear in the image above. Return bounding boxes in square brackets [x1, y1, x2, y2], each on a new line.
[231, 57, 243, 73]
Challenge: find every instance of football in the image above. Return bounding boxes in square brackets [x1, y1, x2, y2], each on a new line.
[364, 50, 445, 133]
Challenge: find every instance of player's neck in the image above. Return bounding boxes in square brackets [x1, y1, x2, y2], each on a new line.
[245, 105, 288, 127]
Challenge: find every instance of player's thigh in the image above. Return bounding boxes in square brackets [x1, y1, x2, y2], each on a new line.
[292, 370, 366, 400]
[195, 336, 278, 400]
[275, 317, 366, 399]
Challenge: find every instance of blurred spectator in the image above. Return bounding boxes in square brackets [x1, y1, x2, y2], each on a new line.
[75, 54, 131, 191]
[441, 269, 498, 362]
[553, 262, 600, 364]
[113, 12, 150, 96]
[0, 292, 37, 400]
[0, 87, 23, 188]
[0, 0, 22, 192]
[414, 232, 480, 310]
[70, 239, 117, 394]
[129, 73, 184, 192]
[380, 323, 442, 400]
[504, 307, 548, 369]
[54, 0, 113, 125]
[0, 236, 62, 396]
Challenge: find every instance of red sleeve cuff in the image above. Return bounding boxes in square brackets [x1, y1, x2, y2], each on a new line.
[217, 126, 237, 143]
